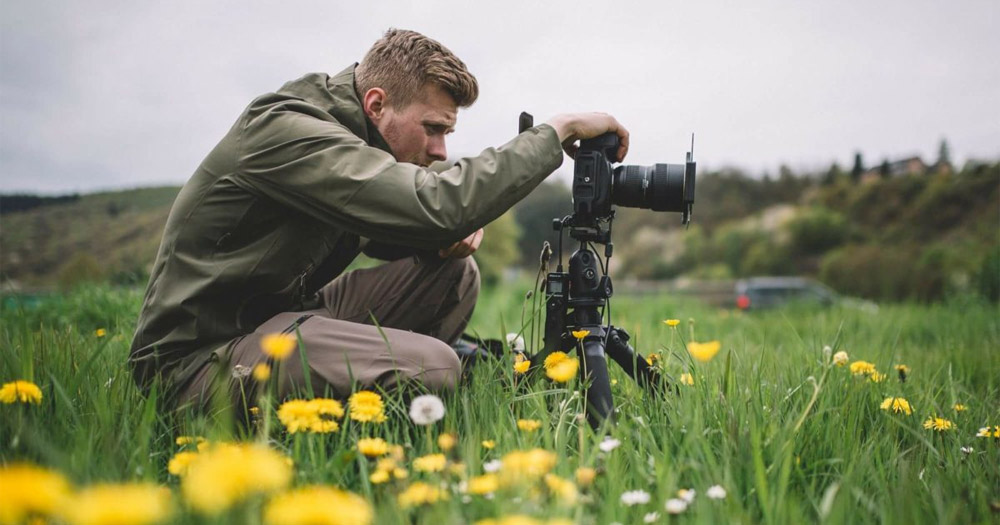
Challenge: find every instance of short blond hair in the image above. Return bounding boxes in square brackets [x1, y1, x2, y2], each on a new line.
[355, 29, 478, 109]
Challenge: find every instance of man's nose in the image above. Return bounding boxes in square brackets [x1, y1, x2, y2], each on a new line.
[428, 136, 447, 162]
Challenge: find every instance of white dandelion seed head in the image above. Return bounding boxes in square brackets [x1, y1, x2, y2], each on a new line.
[620, 490, 651, 506]
[231, 364, 252, 379]
[599, 437, 621, 452]
[706, 484, 727, 499]
[506, 333, 525, 353]
[664, 498, 688, 514]
[408, 394, 445, 425]
[483, 459, 502, 473]
[643, 512, 660, 523]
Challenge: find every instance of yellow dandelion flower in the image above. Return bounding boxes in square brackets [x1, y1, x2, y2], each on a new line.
[481, 440, 496, 450]
[544, 352, 579, 383]
[467, 474, 499, 495]
[448, 461, 466, 477]
[922, 416, 955, 432]
[832, 351, 849, 366]
[0, 380, 43, 404]
[369, 469, 391, 484]
[575, 467, 597, 487]
[0, 463, 71, 524]
[679, 373, 694, 386]
[868, 371, 887, 383]
[175, 435, 206, 447]
[513, 353, 531, 374]
[571, 330, 590, 340]
[181, 442, 292, 514]
[517, 419, 542, 432]
[895, 364, 910, 382]
[94, 328, 107, 338]
[413, 453, 447, 473]
[849, 361, 876, 376]
[398, 482, 447, 507]
[498, 449, 557, 486]
[349, 391, 386, 423]
[543, 473, 578, 503]
[976, 426, 1000, 438]
[260, 333, 297, 360]
[687, 340, 721, 363]
[357, 437, 389, 458]
[263, 485, 372, 525]
[664, 319, 680, 327]
[879, 396, 912, 416]
[64, 483, 172, 525]
[277, 398, 344, 434]
[253, 363, 271, 382]
[168, 451, 199, 476]
[953, 404, 967, 412]
[437, 433, 457, 451]
[645, 353, 660, 366]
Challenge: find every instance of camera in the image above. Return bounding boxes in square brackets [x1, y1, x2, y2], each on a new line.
[572, 132, 696, 228]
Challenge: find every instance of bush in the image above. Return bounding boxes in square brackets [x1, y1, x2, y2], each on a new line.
[974, 246, 1000, 301]
[786, 207, 848, 257]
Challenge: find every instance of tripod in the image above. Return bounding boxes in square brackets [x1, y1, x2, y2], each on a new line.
[528, 213, 671, 429]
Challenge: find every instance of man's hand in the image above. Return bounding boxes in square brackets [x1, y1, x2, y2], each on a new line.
[439, 228, 484, 259]
[546, 113, 630, 162]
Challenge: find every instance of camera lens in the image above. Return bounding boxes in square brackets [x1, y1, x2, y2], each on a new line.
[612, 164, 687, 212]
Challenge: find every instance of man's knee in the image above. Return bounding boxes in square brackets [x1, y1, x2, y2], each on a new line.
[391, 338, 462, 392]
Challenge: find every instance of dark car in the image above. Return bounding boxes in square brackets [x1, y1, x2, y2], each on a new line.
[735, 277, 840, 310]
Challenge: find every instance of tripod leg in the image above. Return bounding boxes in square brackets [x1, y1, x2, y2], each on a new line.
[605, 326, 675, 395]
[580, 338, 614, 428]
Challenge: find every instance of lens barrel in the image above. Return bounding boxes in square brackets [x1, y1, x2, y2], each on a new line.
[612, 163, 687, 212]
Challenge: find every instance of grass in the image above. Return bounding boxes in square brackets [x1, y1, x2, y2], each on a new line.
[2, 282, 999, 524]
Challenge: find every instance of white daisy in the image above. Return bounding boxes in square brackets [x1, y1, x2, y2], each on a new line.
[620, 490, 651, 506]
[643, 511, 660, 523]
[706, 484, 727, 499]
[483, 459, 502, 473]
[677, 488, 696, 503]
[664, 498, 688, 514]
[599, 436, 621, 452]
[506, 332, 526, 353]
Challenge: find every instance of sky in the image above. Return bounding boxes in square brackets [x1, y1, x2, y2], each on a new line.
[1, 0, 998, 194]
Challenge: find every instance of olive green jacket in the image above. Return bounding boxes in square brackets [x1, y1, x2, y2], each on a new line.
[128, 64, 563, 398]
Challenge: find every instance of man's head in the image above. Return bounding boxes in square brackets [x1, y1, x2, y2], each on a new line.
[356, 29, 478, 167]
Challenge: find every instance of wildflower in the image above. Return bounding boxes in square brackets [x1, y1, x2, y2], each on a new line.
[483, 459, 502, 473]
[175, 435, 207, 448]
[370, 458, 408, 484]
[831, 351, 848, 366]
[437, 432, 457, 451]
[408, 394, 445, 425]
[181, 442, 292, 514]
[517, 419, 542, 432]
[413, 453, 447, 473]
[260, 333, 297, 360]
[687, 340, 721, 362]
[960, 446, 974, 454]
[975, 426, 1000, 438]
[498, 449, 557, 485]
[645, 353, 660, 366]
[506, 333, 526, 353]
[664, 319, 680, 327]
[953, 403, 967, 412]
[277, 398, 345, 433]
[95, 328, 107, 337]
[369, 469, 390, 484]
[679, 373, 694, 386]
[398, 482, 447, 507]
[349, 391, 386, 423]
[544, 473, 578, 503]
[677, 488, 696, 503]
[467, 474, 499, 495]
[168, 451, 199, 476]
[544, 352, 579, 383]
[644, 512, 661, 523]
[923, 416, 955, 432]
[63, 483, 172, 525]
[253, 363, 271, 382]
[706, 484, 727, 499]
[620, 489, 650, 506]
[879, 397, 913, 416]
[481, 440, 496, 450]
[664, 498, 688, 514]
[575, 467, 597, 487]
[895, 364, 910, 382]
[571, 330, 590, 340]
[357, 437, 389, 458]
[849, 361, 876, 376]
[598, 437, 621, 452]
[0, 463, 71, 523]
[513, 354, 531, 374]
[0, 380, 43, 404]
[264, 485, 372, 525]
[868, 371, 887, 383]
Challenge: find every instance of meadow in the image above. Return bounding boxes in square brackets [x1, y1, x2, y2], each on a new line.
[2, 283, 998, 524]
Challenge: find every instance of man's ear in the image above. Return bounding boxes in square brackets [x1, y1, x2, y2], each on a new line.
[362, 87, 387, 123]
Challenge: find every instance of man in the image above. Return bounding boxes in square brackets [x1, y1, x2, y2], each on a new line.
[129, 29, 629, 411]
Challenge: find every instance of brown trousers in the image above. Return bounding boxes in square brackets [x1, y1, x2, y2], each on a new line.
[178, 255, 478, 410]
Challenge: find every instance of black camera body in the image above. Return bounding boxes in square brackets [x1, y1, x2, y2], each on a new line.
[573, 132, 697, 230]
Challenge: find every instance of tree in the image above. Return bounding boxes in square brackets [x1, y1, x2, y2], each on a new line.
[851, 152, 865, 182]
[475, 211, 521, 285]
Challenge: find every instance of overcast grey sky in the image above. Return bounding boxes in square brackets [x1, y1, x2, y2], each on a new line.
[1, 0, 997, 194]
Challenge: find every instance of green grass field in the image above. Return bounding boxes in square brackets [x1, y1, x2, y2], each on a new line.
[2, 283, 998, 524]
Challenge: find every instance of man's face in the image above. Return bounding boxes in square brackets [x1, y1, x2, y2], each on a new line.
[374, 84, 457, 167]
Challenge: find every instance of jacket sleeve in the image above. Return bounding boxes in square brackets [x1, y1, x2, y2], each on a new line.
[231, 103, 563, 249]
